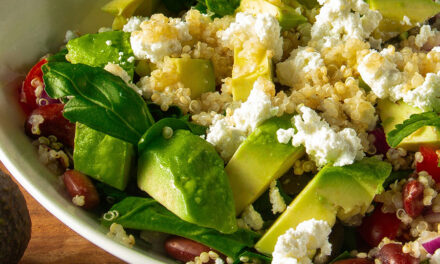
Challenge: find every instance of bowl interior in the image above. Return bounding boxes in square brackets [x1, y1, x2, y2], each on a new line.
[0, 1, 173, 263]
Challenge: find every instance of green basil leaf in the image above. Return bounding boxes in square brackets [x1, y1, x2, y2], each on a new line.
[47, 48, 68, 63]
[102, 197, 259, 258]
[386, 112, 440, 148]
[66, 31, 135, 77]
[43, 62, 154, 145]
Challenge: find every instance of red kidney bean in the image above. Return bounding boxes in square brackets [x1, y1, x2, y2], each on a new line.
[402, 180, 425, 218]
[359, 206, 401, 247]
[25, 104, 75, 148]
[62, 170, 100, 209]
[369, 127, 390, 155]
[164, 236, 223, 263]
[377, 243, 419, 264]
[333, 258, 373, 264]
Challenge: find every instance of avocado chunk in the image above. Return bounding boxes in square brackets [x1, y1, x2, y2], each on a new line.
[137, 124, 237, 234]
[167, 58, 216, 99]
[378, 99, 440, 151]
[0, 171, 31, 263]
[254, 158, 391, 255]
[73, 123, 135, 191]
[230, 47, 273, 102]
[225, 115, 305, 215]
[102, 0, 160, 30]
[238, 0, 307, 30]
[367, 0, 440, 40]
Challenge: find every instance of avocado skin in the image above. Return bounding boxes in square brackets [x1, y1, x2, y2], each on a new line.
[0, 171, 31, 264]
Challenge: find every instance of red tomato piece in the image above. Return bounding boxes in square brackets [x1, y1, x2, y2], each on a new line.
[416, 146, 440, 182]
[359, 206, 401, 247]
[19, 58, 47, 114]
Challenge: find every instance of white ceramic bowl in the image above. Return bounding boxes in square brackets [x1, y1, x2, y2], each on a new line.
[0, 1, 173, 263]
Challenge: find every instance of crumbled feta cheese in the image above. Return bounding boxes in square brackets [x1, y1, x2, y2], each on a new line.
[272, 219, 332, 264]
[415, 25, 437, 48]
[278, 106, 364, 167]
[72, 195, 85, 207]
[277, 128, 295, 144]
[105, 40, 112, 46]
[107, 223, 135, 248]
[123, 16, 148, 33]
[358, 49, 440, 112]
[104, 63, 141, 94]
[241, 205, 264, 231]
[220, 12, 283, 61]
[269, 181, 287, 214]
[206, 78, 279, 160]
[130, 15, 192, 63]
[276, 47, 324, 88]
[403, 72, 440, 112]
[310, 0, 382, 50]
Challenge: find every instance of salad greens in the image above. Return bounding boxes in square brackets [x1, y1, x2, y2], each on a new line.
[42, 62, 154, 145]
[66, 31, 135, 77]
[102, 197, 260, 258]
[386, 112, 440, 148]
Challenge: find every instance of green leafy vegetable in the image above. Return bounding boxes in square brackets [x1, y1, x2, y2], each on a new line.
[162, 0, 197, 13]
[233, 251, 272, 264]
[43, 62, 154, 145]
[382, 170, 412, 188]
[205, 0, 241, 16]
[102, 197, 259, 257]
[386, 112, 440, 147]
[66, 31, 135, 77]
[329, 251, 352, 263]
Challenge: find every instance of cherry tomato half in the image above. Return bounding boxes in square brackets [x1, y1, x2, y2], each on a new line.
[416, 146, 440, 182]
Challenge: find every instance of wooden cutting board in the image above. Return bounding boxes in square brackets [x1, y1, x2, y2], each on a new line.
[0, 162, 126, 264]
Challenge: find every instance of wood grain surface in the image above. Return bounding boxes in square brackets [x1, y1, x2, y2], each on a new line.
[0, 162, 126, 264]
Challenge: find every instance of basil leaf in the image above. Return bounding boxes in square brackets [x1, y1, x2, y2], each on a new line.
[386, 112, 440, 147]
[102, 197, 259, 258]
[47, 48, 68, 63]
[66, 31, 135, 77]
[43, 62, 154, 145]
[205, 0, 240, 16]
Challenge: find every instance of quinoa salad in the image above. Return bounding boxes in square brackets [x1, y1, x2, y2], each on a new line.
[18, 0, 440, 263]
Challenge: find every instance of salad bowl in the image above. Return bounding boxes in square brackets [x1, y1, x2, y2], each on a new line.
[0, 0, 172, 263]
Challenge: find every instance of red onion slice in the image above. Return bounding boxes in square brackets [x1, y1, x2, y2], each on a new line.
[422, 236, 440, 254]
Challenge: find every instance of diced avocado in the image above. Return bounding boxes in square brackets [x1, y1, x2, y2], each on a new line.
[378, 99, 440, 151]
[168, 58, 216, 99]
[137, 121, 237, 234]
[231, 47, 273, 102]
[294, 0, 318, 9]
[225, 115, 305, 215]
[73, 123, 135, 191]
[102, 0, 160, 30]
[238, 0, 307, 30]
[367, 0, 440, 40]
[255, 158, 391, 255]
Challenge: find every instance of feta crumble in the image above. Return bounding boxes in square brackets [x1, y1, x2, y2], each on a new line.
[105, 40, 112, 46]
[220, 12, 283, 61]
[123, 16, 148, 33]
[104, 63, 141, 94]
[272, 219, 332, 264]
[403, 72, 440, 112]
[415, 25, 437, 48]
[241, 204, 264, 231]
[310, 0, 382, 50]
[277, 106, 364, 167]
[276, 47, 324, 89]
[130, 14, 192, 63]
[206, 78, 279, 161]
[269, 181, 287, 214]
[431, 249, 440, 264]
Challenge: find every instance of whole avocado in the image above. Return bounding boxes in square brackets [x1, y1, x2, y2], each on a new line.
[0, 171, 31, 264]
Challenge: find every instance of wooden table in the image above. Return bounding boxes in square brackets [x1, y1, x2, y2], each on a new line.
[0, 162, 126, 264]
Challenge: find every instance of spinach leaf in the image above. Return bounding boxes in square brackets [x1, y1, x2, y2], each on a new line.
[66, 31, 135, 77]
[205, 0, 241, 16]
[43, 62, 154, 145]
[382, 170, 412, 188]
[386, 112, 440, 148]
[329, 251, 352, 263]
[148, 103, 183, 121]
[102, 197, 259, 258]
